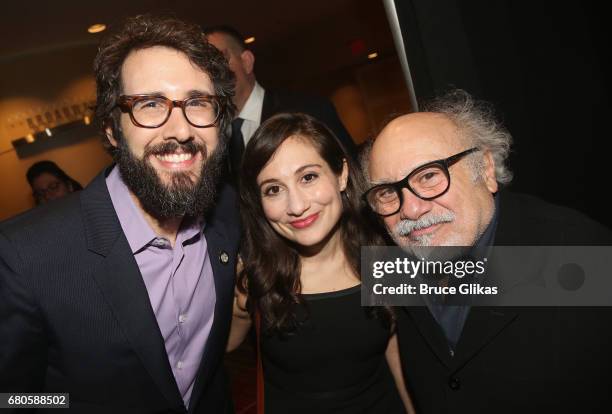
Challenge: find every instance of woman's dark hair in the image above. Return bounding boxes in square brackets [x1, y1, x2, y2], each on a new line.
[93, 14, 236, 154]
[239, 112, 392, 335]
[26, 160, 83, 191]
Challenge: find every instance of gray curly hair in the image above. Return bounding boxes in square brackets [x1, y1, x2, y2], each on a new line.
[361, 89, 513, 186]
[422, 89, 513, 185]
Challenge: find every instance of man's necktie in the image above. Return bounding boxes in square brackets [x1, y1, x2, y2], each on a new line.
[229, 117, 245, 182]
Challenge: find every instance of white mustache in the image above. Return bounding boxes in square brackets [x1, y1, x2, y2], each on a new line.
[394, 211, 455, 237]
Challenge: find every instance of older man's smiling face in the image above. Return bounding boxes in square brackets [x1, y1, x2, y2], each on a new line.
[368, 112, 498, 249]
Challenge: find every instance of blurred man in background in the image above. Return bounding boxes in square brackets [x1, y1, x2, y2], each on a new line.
[204, 25, 356, 181]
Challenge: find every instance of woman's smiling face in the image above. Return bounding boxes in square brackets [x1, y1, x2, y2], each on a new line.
[256, 135, 348, 250]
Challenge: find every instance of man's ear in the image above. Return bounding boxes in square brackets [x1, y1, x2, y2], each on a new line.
[240, 49, 255, 75]
[105, 124, 118, 148]
[482, 150, 498, 193]
[339, 158, 349, 192]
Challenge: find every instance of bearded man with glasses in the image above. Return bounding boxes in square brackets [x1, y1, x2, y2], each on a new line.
[363, 90, 612, 414]
[0, 15, 239, 413]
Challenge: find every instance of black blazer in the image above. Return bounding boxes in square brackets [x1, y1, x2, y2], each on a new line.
[0, 168, 240, 414]
[261, 89, 357, 159]
[396, 191, 612, 414]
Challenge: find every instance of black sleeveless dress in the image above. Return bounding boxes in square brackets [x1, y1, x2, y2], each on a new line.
[261, 284, 405, 413]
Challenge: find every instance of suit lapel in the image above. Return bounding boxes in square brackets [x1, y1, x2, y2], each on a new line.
[405, 191, 522, 371]
[450, 191, 520, 370]
[404, 307, 454, 368]
[261, 89, 277, 122]
[451, 307, 518, 371]
[404, 304, 519, 372]
[82, 171, 185, 411]
[188, 216, 236, 413]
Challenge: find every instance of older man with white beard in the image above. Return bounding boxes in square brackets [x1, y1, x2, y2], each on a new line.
[363, 90, 612, 414]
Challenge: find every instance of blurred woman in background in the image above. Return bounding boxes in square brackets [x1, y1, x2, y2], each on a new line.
[26, 160, 82, 205]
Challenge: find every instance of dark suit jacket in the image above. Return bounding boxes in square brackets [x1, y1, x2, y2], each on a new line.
[0, 168, 240, 413]
[396, 191, 612, 414]
[261, 89, 356, 159]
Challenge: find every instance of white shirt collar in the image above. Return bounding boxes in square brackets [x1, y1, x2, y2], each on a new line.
[238, 81, 265, 123]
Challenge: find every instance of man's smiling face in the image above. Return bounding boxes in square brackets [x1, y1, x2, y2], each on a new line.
[368, 112, 498, 249]
[107, 46, 224, 219]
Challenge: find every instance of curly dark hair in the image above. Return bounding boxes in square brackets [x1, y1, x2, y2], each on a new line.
[93, 14, 236, 154]
[238, 112, 393, 336]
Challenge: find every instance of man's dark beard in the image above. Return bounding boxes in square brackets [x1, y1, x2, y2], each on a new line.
[114, 137, 226, 220]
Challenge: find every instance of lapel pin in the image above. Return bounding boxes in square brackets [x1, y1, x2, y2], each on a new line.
[219, 251, 229, 264]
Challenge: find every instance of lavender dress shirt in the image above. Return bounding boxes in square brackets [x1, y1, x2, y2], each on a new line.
[106, 166, 216, 408]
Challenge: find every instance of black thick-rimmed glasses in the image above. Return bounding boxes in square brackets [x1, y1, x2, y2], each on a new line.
[363, 147, 480, 217]
[117, 94, 222, 128]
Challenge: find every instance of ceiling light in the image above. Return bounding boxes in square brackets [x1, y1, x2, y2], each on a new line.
[88, 24, 106, 34]
[368, 52, 378, 59]
[244, 36, 255, 44]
